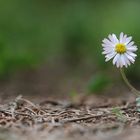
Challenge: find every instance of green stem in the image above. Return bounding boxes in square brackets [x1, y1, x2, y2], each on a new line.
[120, 68, 140, 96]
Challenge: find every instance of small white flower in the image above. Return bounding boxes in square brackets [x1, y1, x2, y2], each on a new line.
[102, 32, 138, 68]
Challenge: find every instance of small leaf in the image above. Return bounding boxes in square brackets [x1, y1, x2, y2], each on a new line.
[111, 108, 127, 122]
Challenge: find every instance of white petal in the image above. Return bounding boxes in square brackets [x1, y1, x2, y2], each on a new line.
[103, 46, 114, 50]
[113, 54, 120, 65]
[126, 51, 137, 58]
[108, 34, 115, 43]
[102, 46, 114, 54]
[122, 34, 127, 43]
[122, 55, 128, 68]
[116, 54, 130, 68]
[112, 34, 119, 44]
[108, 34, 119, 45]
[102, 38, 114, 46]
[102, 43, 110, 47]
[127, 45, 138, 52]
[105, 52, 116, 62]
[118, 56, 123, 68]
[116, 57, 122, 68]
[125, 53, 135, 63]
[103, 48, 108, 52]
[102, 50, 110, 55]
[123, 55, 130, 67]
[127, 41, 134, 47]
[119, 32, 124, 43]
[120, 55, 126, 66]
[103, 46, 111, 50]
[116, 59, 119, 68]
[125, 36, 132, 45]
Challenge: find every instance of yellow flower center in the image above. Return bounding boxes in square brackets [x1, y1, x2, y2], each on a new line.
[115, 43, 126, 54]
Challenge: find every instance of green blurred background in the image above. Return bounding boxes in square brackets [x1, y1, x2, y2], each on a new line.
[0, 0, 140, 97]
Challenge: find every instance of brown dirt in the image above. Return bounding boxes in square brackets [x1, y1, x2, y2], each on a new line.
[0, 95, 140, 140]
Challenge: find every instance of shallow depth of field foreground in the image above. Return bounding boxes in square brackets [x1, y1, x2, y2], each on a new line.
[0, 95, 140, 140]
[1, 0, 140, 140]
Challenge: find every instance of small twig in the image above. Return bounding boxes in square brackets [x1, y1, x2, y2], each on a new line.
[60, 114, 108, 123]
[0, 108, 33, 117]
[24, 107, 37, 115]
[18, 98, 38, 108]
[19, 97, 47, 114]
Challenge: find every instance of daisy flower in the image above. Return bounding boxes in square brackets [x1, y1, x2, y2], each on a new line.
[102, 32, 138, 68]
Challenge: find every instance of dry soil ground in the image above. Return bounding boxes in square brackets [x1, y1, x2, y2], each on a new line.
[0, 95, 140, 140]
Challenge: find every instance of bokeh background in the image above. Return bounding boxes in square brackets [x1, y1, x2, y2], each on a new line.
[0, 0, 140, 98]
